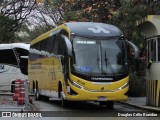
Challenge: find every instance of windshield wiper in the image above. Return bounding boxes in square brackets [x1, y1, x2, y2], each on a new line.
[89, 48, 100, 76]
[104, 50, 116, 76]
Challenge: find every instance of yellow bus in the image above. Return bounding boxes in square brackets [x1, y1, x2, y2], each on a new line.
[28, 22, 139, 108]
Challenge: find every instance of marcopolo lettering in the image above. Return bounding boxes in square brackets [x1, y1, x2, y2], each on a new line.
[91, 77, 113, 80]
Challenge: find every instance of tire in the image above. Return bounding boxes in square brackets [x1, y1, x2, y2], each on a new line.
[99, 101, 107, 106]
[99, 101, 114, 110]
[34, 89, 42, 101]
[60, 92, 68, 108]
[32, 81, 35, 94]
[106, 101, 114, 110]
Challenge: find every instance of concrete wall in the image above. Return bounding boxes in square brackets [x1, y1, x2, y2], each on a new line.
[137, 15, 160, 38]
[137, 15, 160, 107]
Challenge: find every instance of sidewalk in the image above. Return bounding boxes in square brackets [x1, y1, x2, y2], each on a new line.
[118, 97, 160, 113]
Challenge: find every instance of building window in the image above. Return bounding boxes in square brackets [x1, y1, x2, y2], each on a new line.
[153, 40, 157, 61]
[147, 38, 157, 63]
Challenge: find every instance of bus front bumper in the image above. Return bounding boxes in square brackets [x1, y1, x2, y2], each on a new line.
[65, 83, 128, 102]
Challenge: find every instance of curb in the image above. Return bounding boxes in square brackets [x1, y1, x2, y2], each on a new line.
[117, 101, 160, 114]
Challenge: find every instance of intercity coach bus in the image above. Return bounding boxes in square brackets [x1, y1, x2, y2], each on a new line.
[0, 43, 29, 91]
[28, 22, 139, 108]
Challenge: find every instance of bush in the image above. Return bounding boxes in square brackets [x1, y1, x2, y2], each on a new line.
[128, 72, 146, 97]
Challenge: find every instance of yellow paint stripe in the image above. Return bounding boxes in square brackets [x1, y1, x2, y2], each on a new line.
[146, 80, 160, 107]
[156, 80, 160, 107]
[149, 80, 151, 105]
[146, 80, 149, 105]
[153, 80, 156, 106]
[152, 80, 154, 106]
[151, 80, 153, 105]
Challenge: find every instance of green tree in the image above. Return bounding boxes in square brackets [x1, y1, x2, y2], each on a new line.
[15, 24, 50, 42]
[0, 14, 15, 43]
[0, 0, 36, 43]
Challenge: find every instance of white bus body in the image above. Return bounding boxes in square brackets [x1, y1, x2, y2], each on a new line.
[0, 43, 30, 91]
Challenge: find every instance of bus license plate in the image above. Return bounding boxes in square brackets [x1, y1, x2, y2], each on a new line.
[98, 96, 107, 101]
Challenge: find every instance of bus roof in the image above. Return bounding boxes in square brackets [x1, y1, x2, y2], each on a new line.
[64, 22, 123, 38]
[0, 43, 30, 50]
[31, 22, 123, 45]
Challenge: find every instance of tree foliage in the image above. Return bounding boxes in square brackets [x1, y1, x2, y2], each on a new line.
[57, 0, 160, 40]
[0, 0, 36, 43]
[0, 14, 15, 43]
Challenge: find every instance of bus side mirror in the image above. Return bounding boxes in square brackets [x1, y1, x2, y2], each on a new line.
[62, 35, 72, 57]
[126, 40, 139, 59]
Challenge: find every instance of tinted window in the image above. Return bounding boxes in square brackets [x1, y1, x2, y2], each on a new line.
[58, 36, 66, 56]
[0, 49, 18, 66]
[53, 34, 59, 55]
[29, 30, 70, 60]
[29, 32, 61, 60]
[72, 36, 128, 75]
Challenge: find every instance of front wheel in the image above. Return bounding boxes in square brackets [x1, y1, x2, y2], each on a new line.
[60, 92, 68, 108]
[106, 101, 114, 110]
[99, 101, 114, 110]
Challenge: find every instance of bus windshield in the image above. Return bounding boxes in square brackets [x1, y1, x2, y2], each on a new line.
[72, 36, 128, 75]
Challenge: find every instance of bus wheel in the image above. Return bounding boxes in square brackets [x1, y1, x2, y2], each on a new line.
[106, 101, 114, 110]
[32, 81, 35, 94]
[60, 92, 68, 108]
[35, 89, 42, 101]
[99, 101, 114, 109]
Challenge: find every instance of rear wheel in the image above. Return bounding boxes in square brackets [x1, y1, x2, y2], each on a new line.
[35, 89, 43, 100]
[35, 82, 42, 101]
[32, 81, 35, 94]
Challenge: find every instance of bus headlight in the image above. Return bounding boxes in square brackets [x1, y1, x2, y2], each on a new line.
[69, 79, 83, 89]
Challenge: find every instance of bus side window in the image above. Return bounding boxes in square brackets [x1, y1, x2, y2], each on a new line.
[46, 36, 54, 54]
[58, 36, 66, 57]
[53, 34, 59, 55]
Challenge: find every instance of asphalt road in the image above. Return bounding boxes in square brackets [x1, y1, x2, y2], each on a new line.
[0, 96, 159, 120]
[28, 97, 159, 118]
